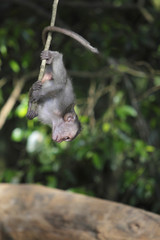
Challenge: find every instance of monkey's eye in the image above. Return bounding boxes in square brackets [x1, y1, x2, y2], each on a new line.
[64, 137, 70, 141]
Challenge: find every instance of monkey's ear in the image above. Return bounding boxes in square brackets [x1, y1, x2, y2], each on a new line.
[64, 113, 76, 122]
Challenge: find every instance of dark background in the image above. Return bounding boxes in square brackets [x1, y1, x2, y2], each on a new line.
[1, 0, 160, 213]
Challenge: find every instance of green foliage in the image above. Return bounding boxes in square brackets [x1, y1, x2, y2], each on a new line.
[1, 0, 160, 214]
[9, 60, 20, 73]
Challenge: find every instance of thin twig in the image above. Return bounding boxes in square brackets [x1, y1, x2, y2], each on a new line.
[38, 0, 59, 82]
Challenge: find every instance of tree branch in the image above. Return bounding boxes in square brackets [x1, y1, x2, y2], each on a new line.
[37, 0, 59, 82]
[0, 71, 37, 130]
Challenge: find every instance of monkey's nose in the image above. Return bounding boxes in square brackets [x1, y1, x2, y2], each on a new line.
[52, 135, 63, 143]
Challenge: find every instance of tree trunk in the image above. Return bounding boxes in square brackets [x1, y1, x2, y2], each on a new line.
[0, 184, 159, 240]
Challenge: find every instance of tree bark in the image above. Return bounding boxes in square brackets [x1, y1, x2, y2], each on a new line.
[0, 184, 159, 240]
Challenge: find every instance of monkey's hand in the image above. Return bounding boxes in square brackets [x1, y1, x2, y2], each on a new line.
[30, 81, 42, 102]
[41, 50, 60, 64]
[26, 101, 38, 120]
[26, 81, 42, 120]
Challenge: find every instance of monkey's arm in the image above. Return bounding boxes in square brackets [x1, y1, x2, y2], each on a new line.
[26, 81, 42, 119]
[42, 26, 99, 54]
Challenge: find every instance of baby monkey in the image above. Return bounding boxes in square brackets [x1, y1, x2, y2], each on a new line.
[27, 50, 81, 143]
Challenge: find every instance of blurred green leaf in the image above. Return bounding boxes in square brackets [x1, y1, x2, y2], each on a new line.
[15, 97, 28, 118]
[68, 187, 94, 196]
[0, 44, 7, 56]
[116, 105, 137, 120]
[9, 60, 20, 72]
[11, 128, 24, 142]
[46, 176, 57, 188]
[154, 76, 160, 86]
[102, 122, 110, 132]
[152, 0, 160, 10]
[145, 145, 155, 152]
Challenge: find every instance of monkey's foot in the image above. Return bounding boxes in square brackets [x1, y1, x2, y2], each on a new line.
[41, 50, 54, 64]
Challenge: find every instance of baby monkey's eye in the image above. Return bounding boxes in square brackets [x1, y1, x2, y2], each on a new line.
[64, 137, 70, 141]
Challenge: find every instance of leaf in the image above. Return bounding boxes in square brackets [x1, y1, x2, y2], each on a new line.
[102, 123, 110, 132]
[9, 60, 20, 73]
[154, 76, 160, 86]
[15, 97, 28, 118]
[0, 44, 7, 56]
[87, 151, 103, 170]
[145, 145, 155, 152]
[11, 128, 24, 142]
[116, 105, 137, 120]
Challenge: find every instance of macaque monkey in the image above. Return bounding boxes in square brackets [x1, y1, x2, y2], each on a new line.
[26, 50, 81, 143]
[27, 26, 98, 142]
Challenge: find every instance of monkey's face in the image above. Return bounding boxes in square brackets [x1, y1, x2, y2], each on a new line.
[52, 113, 80, 143]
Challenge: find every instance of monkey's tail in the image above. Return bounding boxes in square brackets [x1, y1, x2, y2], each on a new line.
[42, 26, 99, 54]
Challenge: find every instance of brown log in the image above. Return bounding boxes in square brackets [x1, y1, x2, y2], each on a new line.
[0, 184, 160, 240]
